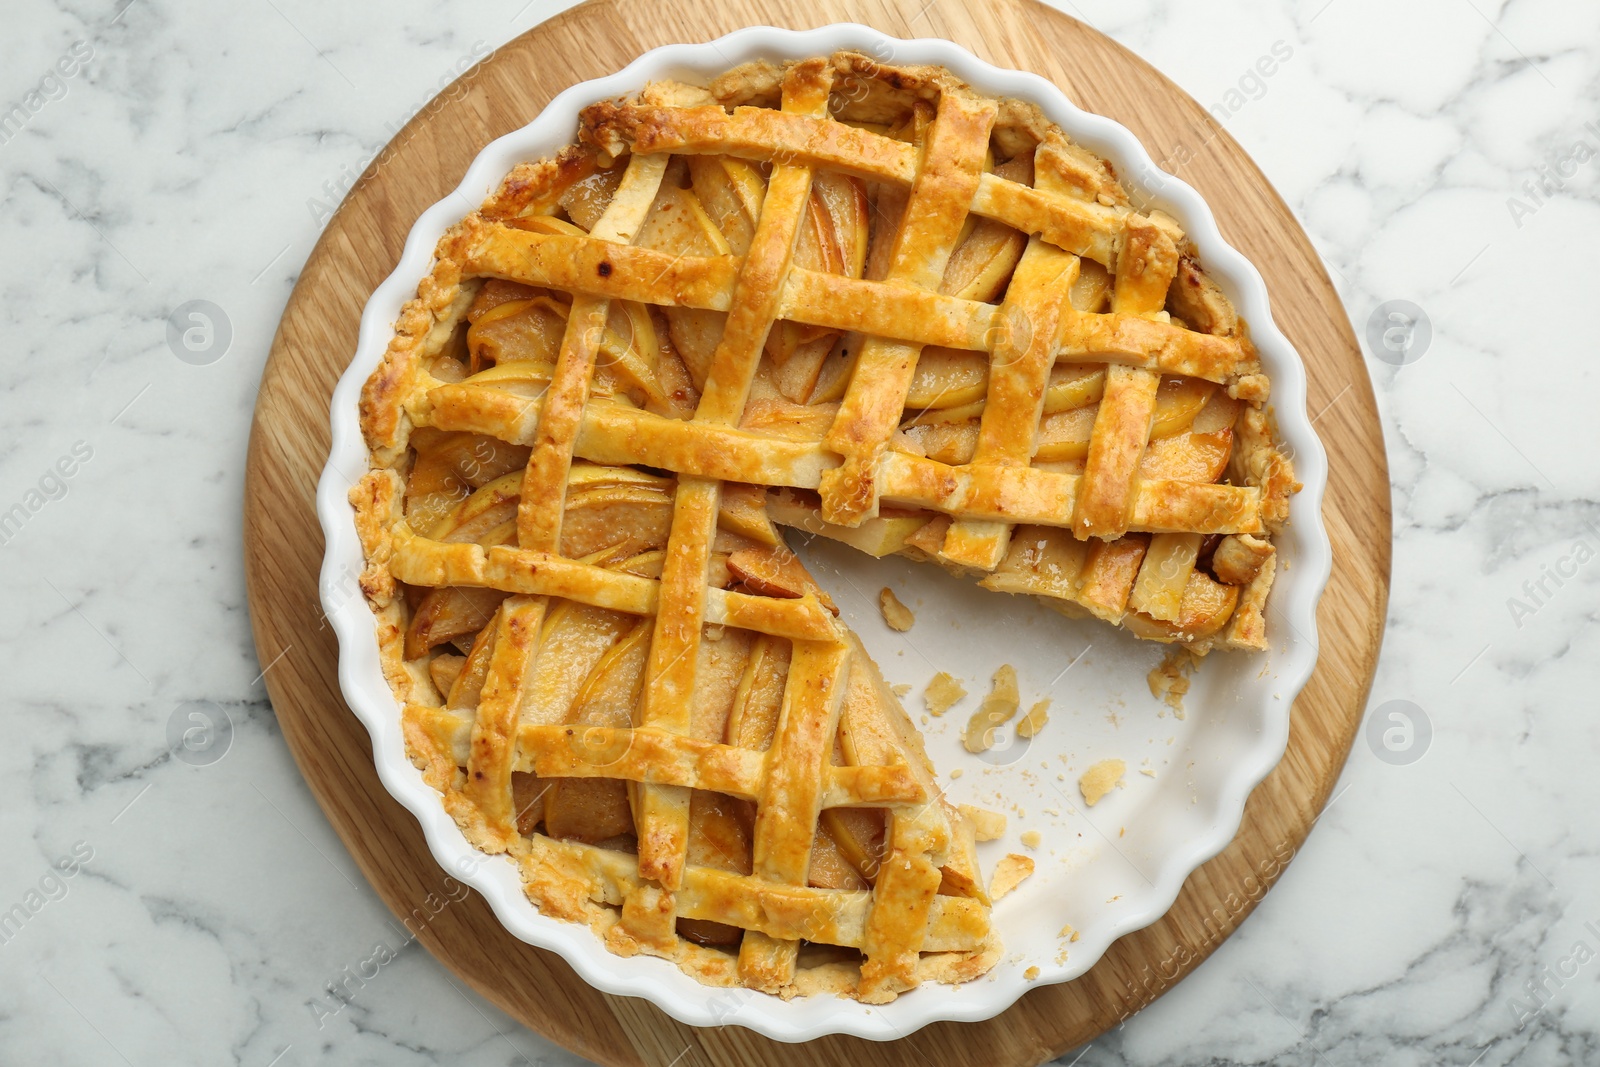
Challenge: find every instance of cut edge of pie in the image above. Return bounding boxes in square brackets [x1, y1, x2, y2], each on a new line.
[349, 50, 1300, 1002]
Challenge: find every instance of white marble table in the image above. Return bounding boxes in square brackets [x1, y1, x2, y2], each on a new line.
[2, 0, 1593, 1063]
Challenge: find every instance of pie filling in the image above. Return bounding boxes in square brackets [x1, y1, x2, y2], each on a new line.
[352, 51, 1299, 1001]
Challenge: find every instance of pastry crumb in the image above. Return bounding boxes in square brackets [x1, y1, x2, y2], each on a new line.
[891, 682, 912, 698]
[1020, 829, 1041, 848]
[961, 804, 1006, 841]
[950, 767, 964, 779]
[924, 671, 967, 716]
[1059, 922, 1080, 942]
[1148, 647, 1200, 718]
[1212, 532, 1274, 585]
[1015, 697, 1051, 739]
[1078, 759, 1126, 807]
[989, 853, 1035, 901]
[878, 586, 915, 631]
[1024, 965, 1040, 980]
[963, 664, 1020, 753]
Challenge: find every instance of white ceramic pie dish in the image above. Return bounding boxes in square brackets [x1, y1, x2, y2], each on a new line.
[316, 23, 1332, 1043]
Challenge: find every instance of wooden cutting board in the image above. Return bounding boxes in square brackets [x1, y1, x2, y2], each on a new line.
[242, 0, 1390, 1062]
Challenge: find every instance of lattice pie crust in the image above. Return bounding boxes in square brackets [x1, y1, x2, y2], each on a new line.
[352, 52, 1299, 1001]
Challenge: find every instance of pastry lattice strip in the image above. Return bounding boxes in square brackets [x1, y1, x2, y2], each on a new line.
[684, 62, 848, 988]
[452, 218, 1257, 389]
[815, 86, 995, 528]
[387, 524, 838, 640]
[623, 66, 837, 973]
[938, 151, 1083, 569]
[461, 151, 671, 842]
[411, 384, 1263, 535]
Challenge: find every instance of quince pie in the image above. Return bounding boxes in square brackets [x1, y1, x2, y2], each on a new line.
[352, 51, 1298, 1001]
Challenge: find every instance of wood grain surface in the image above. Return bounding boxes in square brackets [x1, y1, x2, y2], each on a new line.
[242, 0, 1390, 1062]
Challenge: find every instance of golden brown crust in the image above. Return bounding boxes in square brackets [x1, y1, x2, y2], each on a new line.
[351, 470, 442, 707]
[358, 243, 474, 466]
[481, 144, 600, 220]
[1231, 405, 1301, 533]
[349, 49, 1303, 1002]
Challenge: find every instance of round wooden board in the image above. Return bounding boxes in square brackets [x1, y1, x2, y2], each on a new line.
[243, 0, 1390, 1062]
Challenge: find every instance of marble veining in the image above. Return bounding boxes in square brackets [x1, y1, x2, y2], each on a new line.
[1, 0, 1595, 1063]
